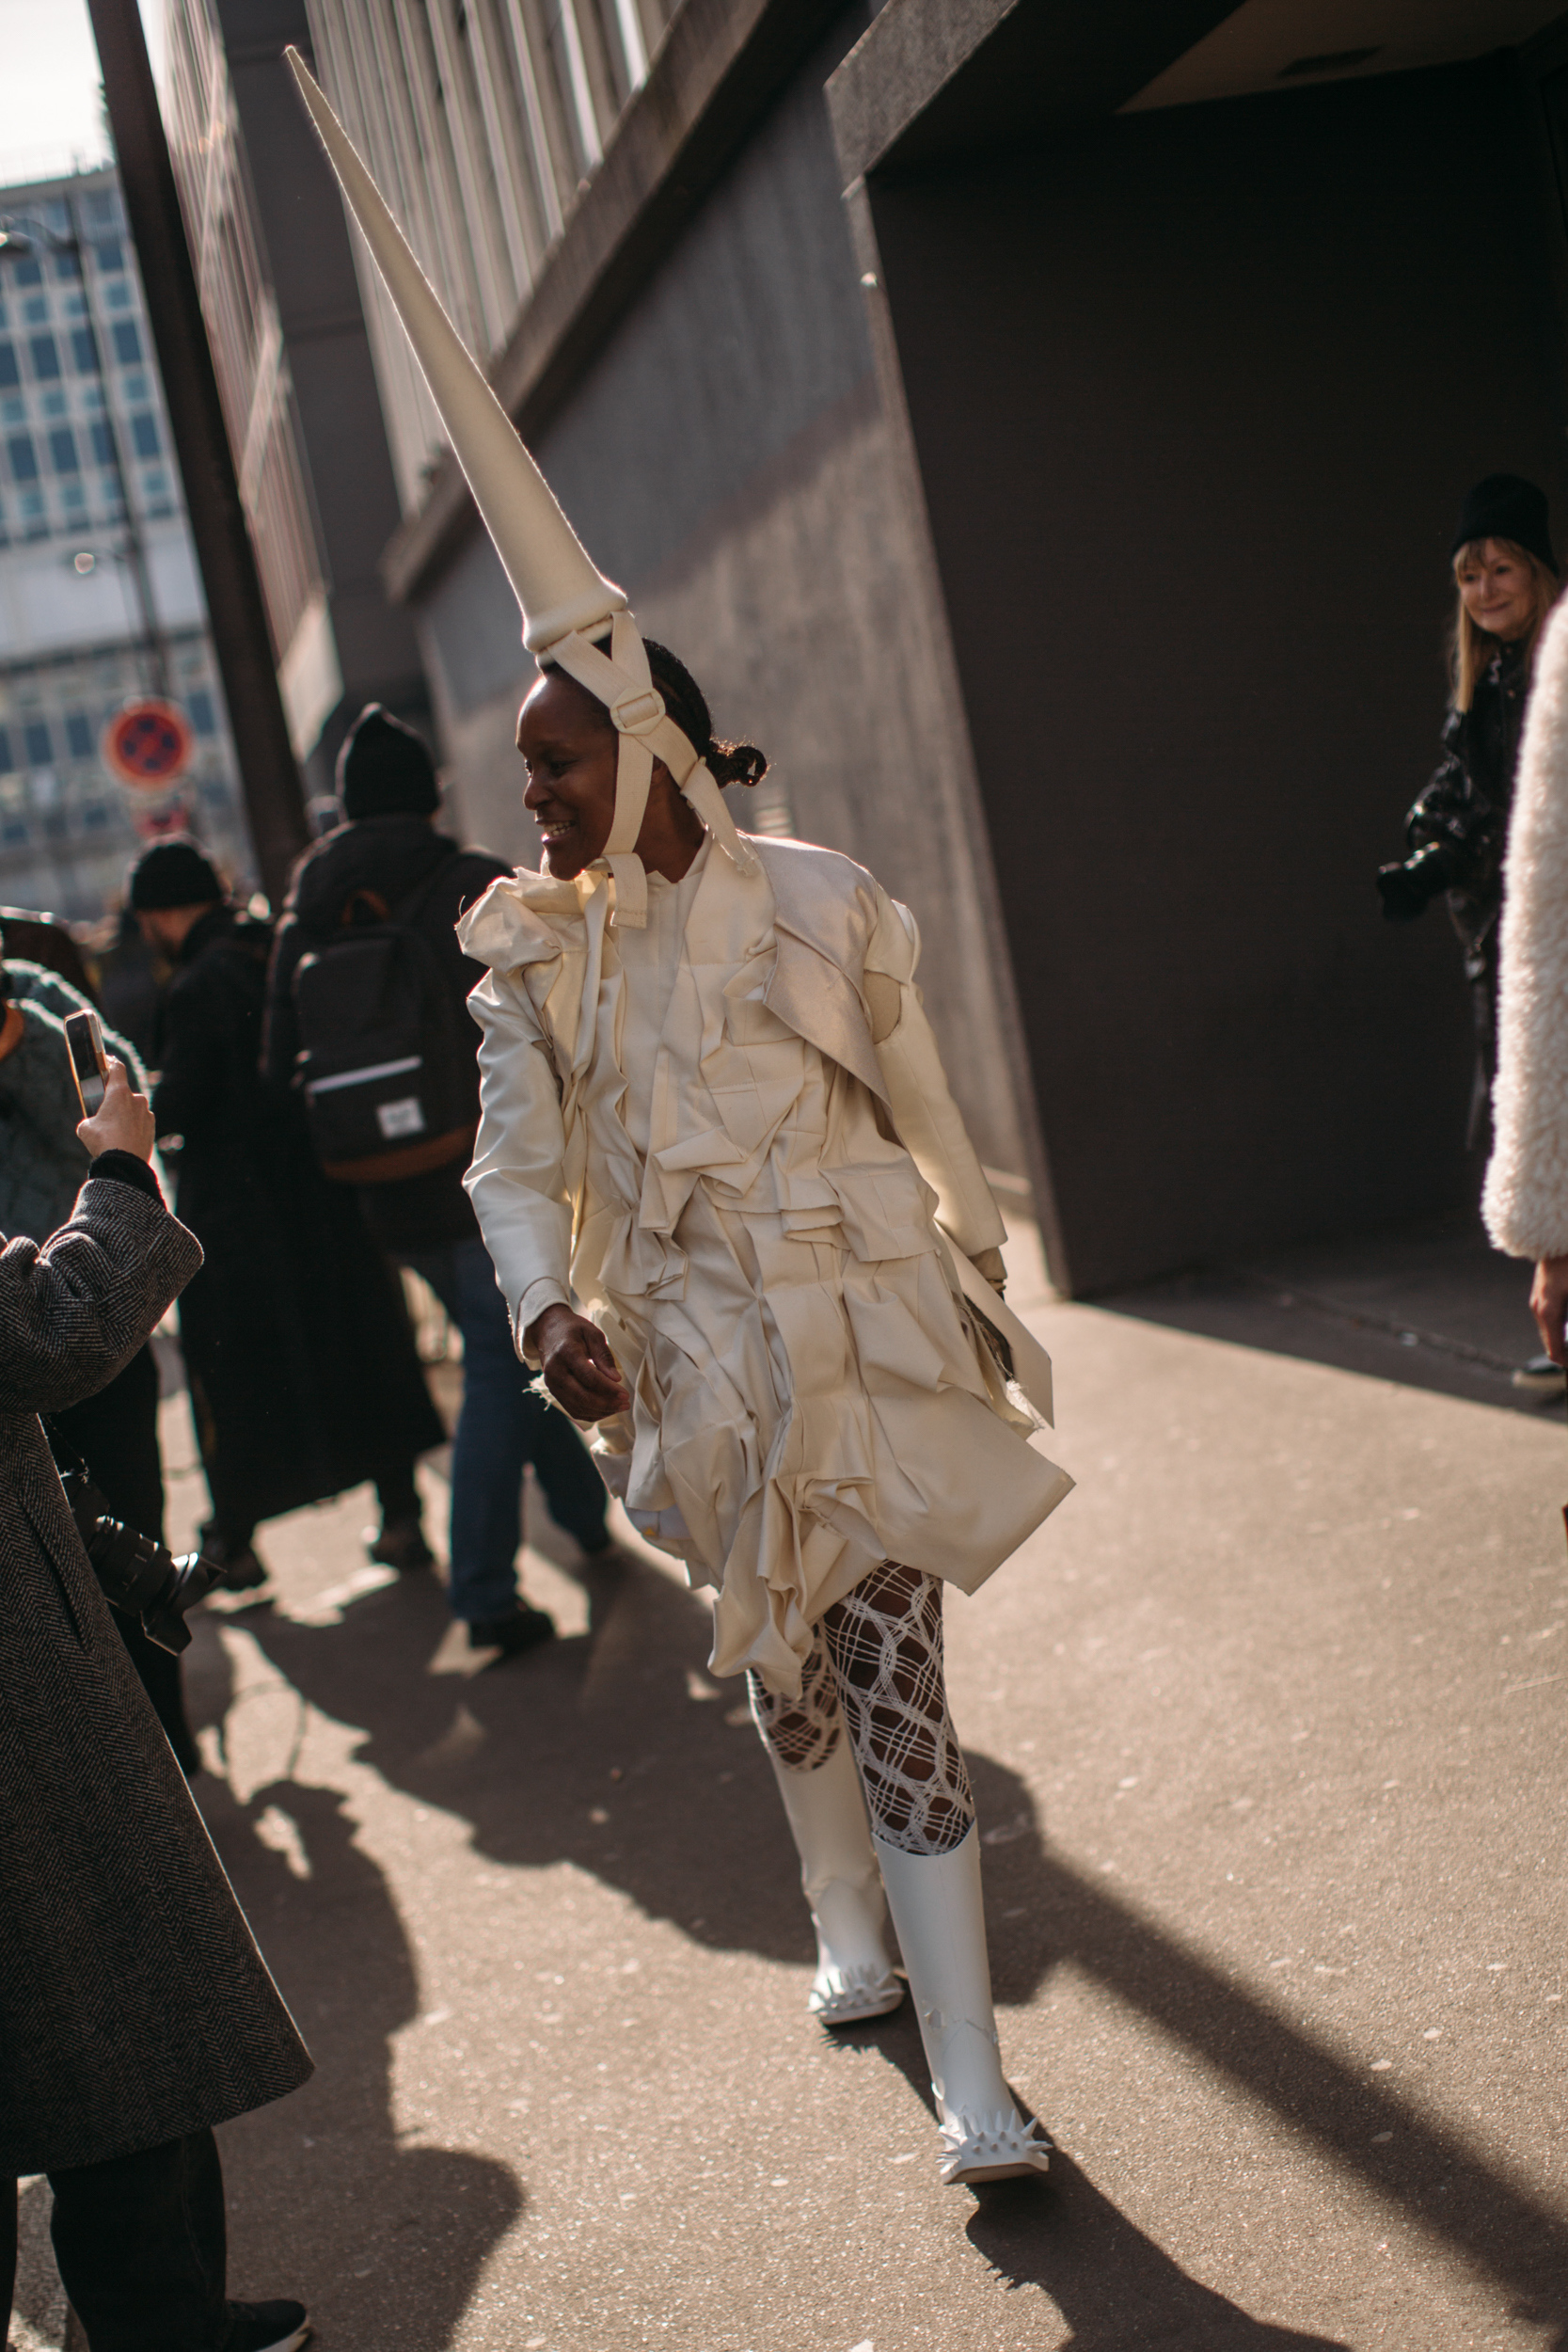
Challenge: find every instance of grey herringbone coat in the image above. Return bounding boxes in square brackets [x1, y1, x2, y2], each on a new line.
[0, 1169, 312, 2174]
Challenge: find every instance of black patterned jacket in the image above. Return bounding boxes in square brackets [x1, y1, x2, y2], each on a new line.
[1404, 638, 1528, 968]
[0, 1161, 311, 2172]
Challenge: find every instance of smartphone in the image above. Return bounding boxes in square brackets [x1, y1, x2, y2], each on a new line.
[64, 1009, 109, 1120]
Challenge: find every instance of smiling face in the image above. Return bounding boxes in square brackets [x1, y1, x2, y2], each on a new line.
[515, 668, 620, 879]
[1455, 538, 1539, 644]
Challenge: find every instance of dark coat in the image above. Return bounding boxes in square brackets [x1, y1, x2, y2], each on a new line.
[154, 905, 443, 1534]
[1404, 638, 1528, 971]
[262, 817, 508, 1253]
[0, 1167, 311, 2173]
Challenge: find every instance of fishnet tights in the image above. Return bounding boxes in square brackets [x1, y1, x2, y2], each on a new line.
[748, 1561, 975, 1855]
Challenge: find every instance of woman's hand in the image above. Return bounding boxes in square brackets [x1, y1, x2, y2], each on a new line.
[1529, 1253, 1568, 1366]
[77, 1058, 156, 1163]
[528, 1302, 631, 1421]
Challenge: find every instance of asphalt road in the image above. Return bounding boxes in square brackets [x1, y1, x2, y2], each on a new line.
[12, 1223, 1566, 2351]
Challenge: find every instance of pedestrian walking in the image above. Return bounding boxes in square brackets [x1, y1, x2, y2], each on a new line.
[129, 838, 443, 1581]
[0, 1056, 310, 2352]
[0, 951, 197, 1767]
[261, 705, 611, 1653]
[293, 50, 1073, 2188]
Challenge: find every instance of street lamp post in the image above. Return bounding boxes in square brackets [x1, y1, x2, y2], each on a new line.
[0, 200, 170, 701]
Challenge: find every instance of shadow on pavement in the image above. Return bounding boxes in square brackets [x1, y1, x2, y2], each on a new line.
[1098, 1212, 1559, 1417]
[968, 2157, 1353, 2348]
[188, 1629, 522, 2349]
[974, 1796, 1568, 2351]
[224, 1553, 1568, 2347]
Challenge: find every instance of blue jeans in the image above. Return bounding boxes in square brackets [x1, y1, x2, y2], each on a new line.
[401, 1237, 609, 1623]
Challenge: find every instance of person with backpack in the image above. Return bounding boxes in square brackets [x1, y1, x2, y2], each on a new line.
[130, 838, 443, 1583]
[261, 707, 612, 1656]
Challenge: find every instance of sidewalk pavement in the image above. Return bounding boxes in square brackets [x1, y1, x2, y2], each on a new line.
[9, 1216, 1566, 2352]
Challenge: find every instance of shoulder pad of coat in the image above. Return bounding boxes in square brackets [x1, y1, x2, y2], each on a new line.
[455, 868, 578, 969]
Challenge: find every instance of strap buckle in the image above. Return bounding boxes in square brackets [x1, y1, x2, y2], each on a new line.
[610, 685, 666, 737]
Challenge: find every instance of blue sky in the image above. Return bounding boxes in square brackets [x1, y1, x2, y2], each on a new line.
[0, 0, 165, 190]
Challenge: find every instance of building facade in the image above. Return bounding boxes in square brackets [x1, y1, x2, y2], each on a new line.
[162, 0, 431, 799]
[297, 0, 1568, 1290]
[0, 166, 248, 920]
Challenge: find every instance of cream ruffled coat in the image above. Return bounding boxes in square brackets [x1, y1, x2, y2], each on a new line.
[1485, 600, 1568, 1260]
[459, 833, 1069, 1694]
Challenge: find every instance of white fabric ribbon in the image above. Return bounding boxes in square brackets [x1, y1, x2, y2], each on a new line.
[547, 612, 758, 928]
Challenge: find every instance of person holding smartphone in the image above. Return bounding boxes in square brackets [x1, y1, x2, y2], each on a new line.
[0, 1056, 312, 2352]
[0, 957, 198, 1766]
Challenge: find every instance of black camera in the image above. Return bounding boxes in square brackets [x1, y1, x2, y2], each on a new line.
[59, 1465, 236, 1654]
[1377, 840, 1456, 922]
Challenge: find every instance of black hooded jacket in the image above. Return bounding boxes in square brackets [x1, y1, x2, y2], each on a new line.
[261, 815, 508, 1251]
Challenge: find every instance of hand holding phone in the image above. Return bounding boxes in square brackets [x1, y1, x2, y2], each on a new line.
[73, 1054, 156, 1163]
[64, 1009, 109, 1119]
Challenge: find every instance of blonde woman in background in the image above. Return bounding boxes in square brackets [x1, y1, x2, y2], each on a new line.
[1378, 475, 1559, 1131]
[1378, 475, 1560, 1387]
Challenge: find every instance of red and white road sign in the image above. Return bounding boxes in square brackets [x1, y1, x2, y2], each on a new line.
[103, 699, 196, 789]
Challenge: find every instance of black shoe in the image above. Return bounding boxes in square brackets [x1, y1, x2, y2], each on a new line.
[368, 1516, 436, 1572]
[224, 2300, 310, 2352]
[467, 1603, 556, 1656]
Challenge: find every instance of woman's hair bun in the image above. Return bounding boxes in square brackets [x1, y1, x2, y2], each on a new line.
[708, 739, 768, 789]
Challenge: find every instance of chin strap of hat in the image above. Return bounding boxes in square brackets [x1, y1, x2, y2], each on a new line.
[547, 612, 758, 929]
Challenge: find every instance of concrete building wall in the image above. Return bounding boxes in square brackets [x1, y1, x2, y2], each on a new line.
[864, 54, 1564, 1290]
[418, 9, 1029, 1175]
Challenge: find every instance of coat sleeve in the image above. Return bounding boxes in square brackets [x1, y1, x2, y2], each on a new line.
[463, 967, 574, 1352]
[0, 1173, 202, 1415]
[863, 887, 1007, 1262]
[1484, 602, 1568, 1258]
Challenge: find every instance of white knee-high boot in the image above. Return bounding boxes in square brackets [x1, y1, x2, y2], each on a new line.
[765, 1734, 904, 2023]
[874, 1827, 1051, 2185]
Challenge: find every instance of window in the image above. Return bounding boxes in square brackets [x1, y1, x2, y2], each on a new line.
[28, 334, 60, 381]
[7, 435, 38, 482]
[88, 421, 114, 467]
[71, 327, 98, 373]
[11, 258, 41, 288]
[188, 690, 216, 736]
[93, 240, 122, 273]
[86, 194, 115, 226]
[49, 427, 79, 474]
[104, 282, 132, 311]
[23, 295, 46, 325]
[64, 713, 93, 758]
[121, 373, 147, 404]
[61, 479, 85, 507]
[129, 412, 159, 459]
[0, 395, 22, 426]
[82, 803, 110, 832]
[0, 728, 10, 772]
[23, 721, 52, 767]
[40, 390, 65, 419]
[54, 250, 79, 282]
[0, 344, 14, 389]
[110, 322, 141, 366]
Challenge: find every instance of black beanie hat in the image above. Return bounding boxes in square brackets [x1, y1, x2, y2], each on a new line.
[1450, 474, 1557, 574]
[337, 704, 439, 819]
[127, 837, 223, 911]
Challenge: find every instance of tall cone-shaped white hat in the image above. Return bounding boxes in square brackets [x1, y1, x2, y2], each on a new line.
[285, 45, 623, 655]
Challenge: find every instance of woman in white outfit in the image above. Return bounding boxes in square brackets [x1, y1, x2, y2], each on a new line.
[288, 48, 1072, 2188]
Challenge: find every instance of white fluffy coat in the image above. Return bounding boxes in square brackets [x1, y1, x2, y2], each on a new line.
[1484, 598, 1568, 1258]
